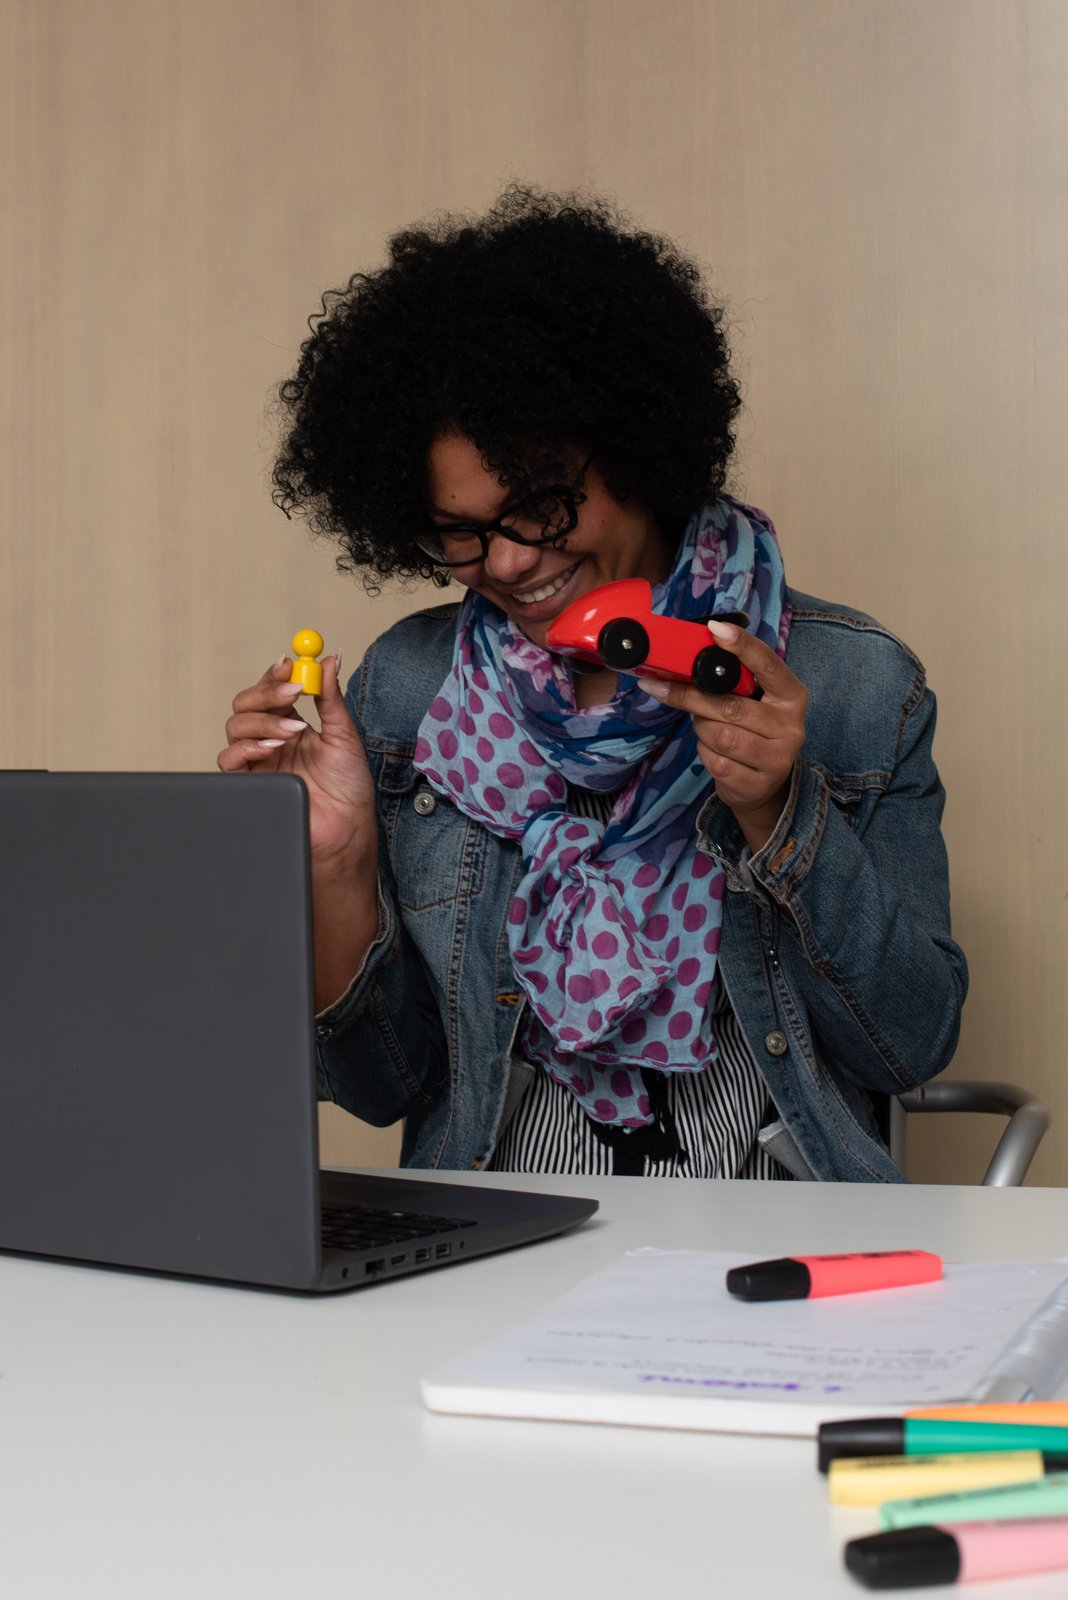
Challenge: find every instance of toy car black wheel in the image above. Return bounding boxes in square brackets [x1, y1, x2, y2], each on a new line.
[598, 618, 650, 670]
[693, 644, 742, 695]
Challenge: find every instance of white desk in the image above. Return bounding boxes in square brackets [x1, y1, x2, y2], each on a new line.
[3, 1174, 1068, 1600]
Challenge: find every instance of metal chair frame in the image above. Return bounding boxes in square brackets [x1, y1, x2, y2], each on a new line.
[890, 1080, 1052, 1187]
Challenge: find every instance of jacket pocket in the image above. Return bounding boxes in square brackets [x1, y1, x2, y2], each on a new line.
[809, 759, 886, 826]
[377, 751, 487, 911]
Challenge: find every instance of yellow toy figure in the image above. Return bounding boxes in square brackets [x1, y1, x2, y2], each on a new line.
[289, 629, 324, 696]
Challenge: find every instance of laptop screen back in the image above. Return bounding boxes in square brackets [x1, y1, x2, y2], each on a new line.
[0, 773, 323, 1286]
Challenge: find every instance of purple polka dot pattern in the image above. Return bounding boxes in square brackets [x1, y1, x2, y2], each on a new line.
[410, 500, 790, 1128]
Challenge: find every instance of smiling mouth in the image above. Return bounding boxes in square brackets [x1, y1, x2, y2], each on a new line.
[511, 562, 580, 606]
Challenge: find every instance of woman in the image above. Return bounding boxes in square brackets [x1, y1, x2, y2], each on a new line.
[219, 186, 967, 1181]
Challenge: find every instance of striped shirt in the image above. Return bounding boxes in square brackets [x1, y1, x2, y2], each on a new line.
[487, 782, 792, 1179]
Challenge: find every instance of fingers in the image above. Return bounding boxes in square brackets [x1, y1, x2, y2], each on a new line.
[636, 672, 800, 744]
[219, 644, 354, 775]
[232, 657, 302, 715]
[217, 737, 287, 773]
[312, 647, 351, 734]
[636, 629, 806, 817]
[219, 657, 310, 772]
[635, 620, 806, 728]
[705, 619, 803, 705]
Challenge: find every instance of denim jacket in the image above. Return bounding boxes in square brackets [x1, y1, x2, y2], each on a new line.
[316, 590, 968, 1181]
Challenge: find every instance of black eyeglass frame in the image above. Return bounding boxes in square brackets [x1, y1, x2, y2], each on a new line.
[415, 450, 596, 569]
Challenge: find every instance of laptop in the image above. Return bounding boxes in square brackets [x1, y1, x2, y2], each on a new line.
[0, 772, 597, 1291]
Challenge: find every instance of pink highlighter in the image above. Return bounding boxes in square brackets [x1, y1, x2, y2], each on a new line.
[725, 1250, 943, 1301]
[845, 1517, 1068, 1588]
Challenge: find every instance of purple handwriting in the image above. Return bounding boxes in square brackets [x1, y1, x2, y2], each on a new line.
[636, 1374, 847, 1393]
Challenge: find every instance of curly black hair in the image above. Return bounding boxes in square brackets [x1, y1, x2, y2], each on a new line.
[272, 184, 742, 586]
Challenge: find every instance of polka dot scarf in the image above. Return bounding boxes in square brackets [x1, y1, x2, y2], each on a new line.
[412, 496, 791, 1128]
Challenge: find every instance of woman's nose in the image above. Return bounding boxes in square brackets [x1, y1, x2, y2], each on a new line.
[481, 531, 544, 584]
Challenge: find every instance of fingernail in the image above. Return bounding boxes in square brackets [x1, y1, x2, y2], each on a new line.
[273, 654, 288, 670]
[257, 739, 285, 748]
[636, 677, 669, 701]
[277, 718, 306, 733]
[278, 681, 302, 698]
[707, 619, 737, 642]
[334, 645, 343, 677]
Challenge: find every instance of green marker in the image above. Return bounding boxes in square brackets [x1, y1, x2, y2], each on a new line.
[818, 1416, 1068, 1472]
[880, 1470, 1068, 1531]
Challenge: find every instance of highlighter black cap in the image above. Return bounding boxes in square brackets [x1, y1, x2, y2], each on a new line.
[818, 1418, 907, 1473]
[725, 1258, 811, 1300]
[844, 1527, 960, 1590]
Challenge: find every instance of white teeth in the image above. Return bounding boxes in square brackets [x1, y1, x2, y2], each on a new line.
[513, 564, 578, 605]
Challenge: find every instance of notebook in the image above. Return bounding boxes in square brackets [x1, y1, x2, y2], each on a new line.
[0, 771, 597, 1291]
[422, 1249, 1068, 1435]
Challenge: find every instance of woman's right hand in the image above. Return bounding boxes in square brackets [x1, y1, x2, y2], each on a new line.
[220, 650, 383, 1009]
[218, 650, 377, 870]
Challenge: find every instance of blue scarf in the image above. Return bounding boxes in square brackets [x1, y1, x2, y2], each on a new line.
[413, 496, 791, 1127]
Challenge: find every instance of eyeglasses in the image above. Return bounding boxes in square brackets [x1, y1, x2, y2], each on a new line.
[415, 451, 594, 569]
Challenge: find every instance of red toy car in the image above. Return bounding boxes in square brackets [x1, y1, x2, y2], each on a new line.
[547, 579, 758, 697]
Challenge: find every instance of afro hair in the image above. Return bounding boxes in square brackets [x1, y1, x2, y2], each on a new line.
[272, 184, 742, 586]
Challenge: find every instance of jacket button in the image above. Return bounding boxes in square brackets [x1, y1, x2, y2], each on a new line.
[413, 790, 437, 816]
[764, 1029, 788, 1056]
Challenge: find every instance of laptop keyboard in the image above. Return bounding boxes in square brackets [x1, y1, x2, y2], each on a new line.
[320, 1203, 477, 1253]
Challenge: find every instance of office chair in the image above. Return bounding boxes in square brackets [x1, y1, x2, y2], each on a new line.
[889, 1079, 1052, 1186]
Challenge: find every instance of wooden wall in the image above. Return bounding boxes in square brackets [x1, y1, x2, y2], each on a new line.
[5, 0, 1067, 1183]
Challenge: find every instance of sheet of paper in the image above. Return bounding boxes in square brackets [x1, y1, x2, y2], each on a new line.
[423, 1250, 1068, 1435]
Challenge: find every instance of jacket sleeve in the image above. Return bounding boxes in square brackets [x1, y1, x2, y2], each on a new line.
[700, 678, 968, 1097]
[312, 667, 448, 1129]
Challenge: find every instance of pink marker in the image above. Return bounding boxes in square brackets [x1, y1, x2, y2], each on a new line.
[725, 1250, 942, 1301]
[845, 1516, 1068, 1588]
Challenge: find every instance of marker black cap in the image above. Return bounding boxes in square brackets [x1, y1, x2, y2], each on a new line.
[725, 1257, 811, 1300]
[819, 1419, 907, 1472]
[845, 1527, 961, 1589]
[819, 1417, 1068, 1474]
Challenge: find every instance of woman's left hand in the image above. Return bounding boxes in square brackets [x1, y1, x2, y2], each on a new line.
[637, 619, 807, 854]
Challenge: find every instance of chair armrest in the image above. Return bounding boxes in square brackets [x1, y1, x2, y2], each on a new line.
[897, 1080, 1052, 1187]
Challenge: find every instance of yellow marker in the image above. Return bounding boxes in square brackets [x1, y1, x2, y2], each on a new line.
[289, 629, 324, 696]
[828, 1449, 1051, 1507]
